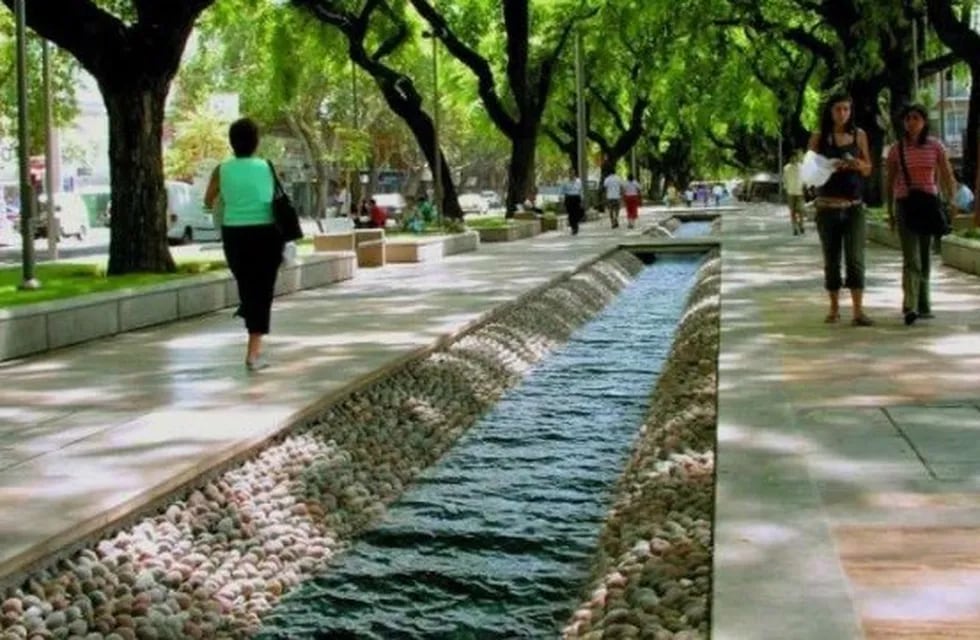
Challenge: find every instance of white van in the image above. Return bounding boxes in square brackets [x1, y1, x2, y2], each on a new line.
[166, 180, 221, 244]
[36, 192, 89, 240]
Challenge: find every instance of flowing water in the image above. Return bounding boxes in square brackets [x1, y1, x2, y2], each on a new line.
[257, 254, 703, 640]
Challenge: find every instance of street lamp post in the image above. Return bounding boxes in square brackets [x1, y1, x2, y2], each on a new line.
[43, 38, 58, 261]
[432, 30, 442, 225]
[421, 27, 442, 224]
[574, 29, 586, 202]
[15, 0, 39, 289]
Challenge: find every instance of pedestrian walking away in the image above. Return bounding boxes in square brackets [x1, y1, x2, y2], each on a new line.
[205, 117, 284, 371]
[808, 92, 874, 327]
[561, 168, 584, 235]
[603, 170, 623, 228]
[783, 150, 806, 235]
[623, 173, 642, 229]
[884, 103, 956, 326]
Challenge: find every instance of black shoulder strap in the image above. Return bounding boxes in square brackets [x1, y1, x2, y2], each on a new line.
[267, 160, 285, 195]
[896, 141, 914, 190]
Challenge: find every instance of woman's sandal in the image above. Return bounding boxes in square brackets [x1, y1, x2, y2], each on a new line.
[824, 312, 840, 323]
[852, 314, 875, 327]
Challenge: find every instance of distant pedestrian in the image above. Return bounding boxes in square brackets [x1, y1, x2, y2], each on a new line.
[683, 187, 694, 207]
[204, 117, 283, 371]
[884, 103, 956, 326]
[623, 173, 642, 229]
[696, 183, 709, 207]
[603, 170, 623, 228]
[783, 151, 806, 235]
[808, 92, 873, 327]
[368, 198, 387, 228]
[712, 183, 723, 206]
[561, 168, 584, 235]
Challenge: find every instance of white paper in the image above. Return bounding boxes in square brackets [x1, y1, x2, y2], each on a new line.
[800, 150, 839, 187]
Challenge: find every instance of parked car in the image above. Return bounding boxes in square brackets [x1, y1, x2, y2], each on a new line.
[0, 204, 16, 245]
[371, 192, 407, 221]
[480, 190, 502, 209]
[536, 185, 563, 206]
[458, 192, 489, 214]
[36, 192, 90, 240]
[166, 180, 221, 244]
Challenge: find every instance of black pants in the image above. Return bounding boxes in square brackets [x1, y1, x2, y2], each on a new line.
[564, 195, 583, 233]
[222, 224, 283, 335]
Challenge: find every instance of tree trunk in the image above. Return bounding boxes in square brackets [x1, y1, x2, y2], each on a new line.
[104, 84, 175, 275]
[505, 134, 536, 216]
[849, 80, 886, 207]
[964, 64, 980, 189]
[371, 75, 463, 220]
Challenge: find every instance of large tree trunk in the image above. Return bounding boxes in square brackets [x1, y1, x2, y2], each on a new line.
[371, 74, 463, 220]
[104, 84, 175, 275]
[849, 79, 886, 207]
[505, 134, 536, 216]
[964, 64, 980, 188]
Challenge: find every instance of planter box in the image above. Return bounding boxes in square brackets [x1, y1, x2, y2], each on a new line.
[541, 215, 568, 232]
[386, 231, 480, 263]
[0, 253, 356, 363]
[475, 219, 541, 243]
[941, 234, 980, 276]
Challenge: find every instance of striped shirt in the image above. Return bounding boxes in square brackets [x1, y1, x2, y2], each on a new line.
[622, 180, 641, 197]
[888, 137, 945, 198]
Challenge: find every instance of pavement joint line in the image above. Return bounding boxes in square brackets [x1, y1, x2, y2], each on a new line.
[881, 402, 939, 482]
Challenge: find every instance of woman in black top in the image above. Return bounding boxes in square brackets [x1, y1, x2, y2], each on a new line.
[807, 93, 874, 326]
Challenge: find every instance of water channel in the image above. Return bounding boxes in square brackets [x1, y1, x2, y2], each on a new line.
[257, 251, 704, 639]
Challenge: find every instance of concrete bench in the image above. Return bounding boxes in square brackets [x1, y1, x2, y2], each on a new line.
[357, 239, 386, 267]
[354, 228, 385, 246]
[313, 232, 355, 252]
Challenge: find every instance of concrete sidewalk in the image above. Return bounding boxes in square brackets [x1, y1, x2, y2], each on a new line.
[0, 212, 671, 586]
[714, 205, 980, 639]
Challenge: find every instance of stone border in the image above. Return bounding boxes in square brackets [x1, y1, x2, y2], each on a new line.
[0, 253, 356, 363]
[385, 230, 479, 263]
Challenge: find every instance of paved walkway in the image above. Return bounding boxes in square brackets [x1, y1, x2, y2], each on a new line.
[714, 205, 980, 639]
[5, 202, 980, 638]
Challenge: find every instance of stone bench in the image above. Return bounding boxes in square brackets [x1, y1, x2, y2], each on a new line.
[386, 231, 480, 263]
[357, 239, 386, 267]
[313, 232, 355, 252]
[354, 228, 385, 245]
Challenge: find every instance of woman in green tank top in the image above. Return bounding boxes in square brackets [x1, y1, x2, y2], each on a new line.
[205, 118, 284, 371]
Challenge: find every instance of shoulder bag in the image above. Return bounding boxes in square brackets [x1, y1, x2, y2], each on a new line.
[267, 160, 304, 242]
[897, 141, 950, 236]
